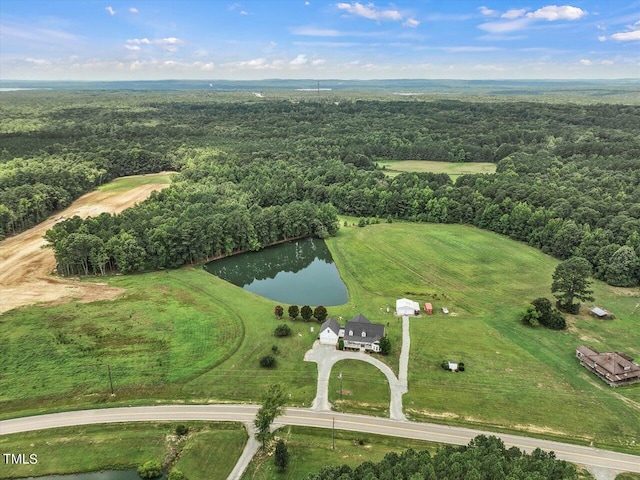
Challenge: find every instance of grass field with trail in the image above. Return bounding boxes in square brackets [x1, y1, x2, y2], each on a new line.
[376, 160, 497, 179]
[327, 222, 640, 453]
[0, 422, 246, 480]
[1, 213, 639, 454]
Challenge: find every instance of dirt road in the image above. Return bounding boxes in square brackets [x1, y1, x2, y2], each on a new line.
[0, 174, 172, 314]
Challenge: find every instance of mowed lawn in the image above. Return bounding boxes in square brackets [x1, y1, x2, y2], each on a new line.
[0, 422, 246, 480]
[377, 160, 496, 179]
[327, 223, 640, 454]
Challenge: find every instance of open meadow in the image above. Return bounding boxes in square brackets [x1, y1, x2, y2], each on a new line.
[376, 160, 497, 179]
[0, 422, 246, 480]
[1, 219, 639, 455]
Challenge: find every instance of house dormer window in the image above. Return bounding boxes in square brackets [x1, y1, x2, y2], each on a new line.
[362, 331, 366, 337]
[349, 330, 353, 336]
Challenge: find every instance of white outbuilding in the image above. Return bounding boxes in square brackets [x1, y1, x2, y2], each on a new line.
[396, 298, 420, 316]
[319, 317, 341, 346]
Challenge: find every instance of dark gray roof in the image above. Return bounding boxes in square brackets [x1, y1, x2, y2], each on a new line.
[321, 317, 340, 336]
[348, 313, 371, 324]
[344, 315, 385, 343]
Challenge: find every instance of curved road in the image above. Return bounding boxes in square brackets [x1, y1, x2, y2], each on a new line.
[1, 405, 638, 476]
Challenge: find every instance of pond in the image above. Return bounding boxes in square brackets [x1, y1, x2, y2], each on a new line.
[204, 238, 348, 306]
[18, 470, 166, 480]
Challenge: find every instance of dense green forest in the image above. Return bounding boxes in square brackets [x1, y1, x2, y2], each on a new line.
[1, 91, 638, 285]
[304, 435, 578, 480]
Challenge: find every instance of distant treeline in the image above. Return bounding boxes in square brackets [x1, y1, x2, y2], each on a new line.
[1, 93, 638, 285]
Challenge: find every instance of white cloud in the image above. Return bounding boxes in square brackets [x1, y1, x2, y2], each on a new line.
[611, 29, 640, 41]
[129, 7, 138, 14]
[126, 37, 185, 52]
[305, 1, 310, 4]
[240, 10, 248, 15]
[124, 45, 141, 51]
[311, 58, 325, 66]
[25, 57, 51, 65]
[290, 54, 308, 66]
[598, 35, 606, 42]
[502, 8, 527, 19]
[478, 18, 530, 33]
[478, 6, 498, 17]
[579, 59, 592, 65]
[290, 26, 341, 36]
[526, 5, 587, 21]
[443, 46, 502, 52]
[106, 6, 116, 16]
[127, 38, 151, 45]
[336, 2, 402, 21]
[403, 18, 420, 28]
[600, 60, 614, 65]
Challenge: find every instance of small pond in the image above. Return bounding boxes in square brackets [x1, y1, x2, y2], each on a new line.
[18, 470, 166, 480]
[204, 237, 348, 306]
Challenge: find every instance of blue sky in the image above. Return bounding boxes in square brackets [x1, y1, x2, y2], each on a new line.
[1, 0, 638, 80]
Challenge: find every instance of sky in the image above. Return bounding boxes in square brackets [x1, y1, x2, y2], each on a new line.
[0, 0, 639, 80]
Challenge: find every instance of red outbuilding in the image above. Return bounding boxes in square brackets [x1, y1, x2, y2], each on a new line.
[424, 302, 433, 315]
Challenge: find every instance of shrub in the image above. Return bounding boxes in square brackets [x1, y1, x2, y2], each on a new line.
[271, 345, 279, 354]
[274, 305, 283, 318]
[301, 305, 313, 321]
[274, 324, 291, 337]
[175, 424, 188, 436]
[313, 305, 328, 322]
[168, 470, 186, 480]
[260, 355, 276, 368]
[458, 362, 465, 372]
[137, 460, 163, 479]
[274, 439, 289, 472]
[338, 338, 344, 351]
[441, 360, 449, 370]
[379, 336, 391, 355]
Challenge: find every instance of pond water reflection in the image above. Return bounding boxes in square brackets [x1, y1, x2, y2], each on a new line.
[204, 238, 348, 306]
[18, 469, 166, 480]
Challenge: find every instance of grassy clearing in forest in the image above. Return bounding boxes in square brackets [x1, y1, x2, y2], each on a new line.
[96, 171, 175, 192]
[0, 422, 245, 480]
[377, 160, 496, 179]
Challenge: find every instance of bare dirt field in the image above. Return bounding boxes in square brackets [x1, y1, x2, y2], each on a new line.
[0, 173, 173, 314]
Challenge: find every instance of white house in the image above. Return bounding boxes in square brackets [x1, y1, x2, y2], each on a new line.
[343, 314, 385, 353]
[396, 298, 420, 316]
[319, 317, 340, 346]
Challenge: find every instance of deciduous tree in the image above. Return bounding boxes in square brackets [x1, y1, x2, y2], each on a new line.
[551, 257, 594, 313]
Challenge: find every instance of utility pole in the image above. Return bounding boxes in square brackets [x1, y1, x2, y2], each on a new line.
[107, 364, 114, 395]
[332, 417, 335, 450]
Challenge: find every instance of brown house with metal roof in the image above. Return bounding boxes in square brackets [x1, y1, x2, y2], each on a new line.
[576, 345, 640, 387]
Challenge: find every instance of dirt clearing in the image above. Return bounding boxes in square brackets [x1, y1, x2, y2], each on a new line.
[0, 173, 174, 314]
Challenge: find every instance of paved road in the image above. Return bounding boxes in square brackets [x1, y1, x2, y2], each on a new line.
[1, 405, 638, 476]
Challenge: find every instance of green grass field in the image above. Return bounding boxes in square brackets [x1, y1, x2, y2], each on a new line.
[96, 172, 175, 193]
[0, 422, 246, 480]
[2, 218, 639, 454]
[376, 160, 496, 179]
[327, 223, 640, 453]
[241, 426, 444, 480]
